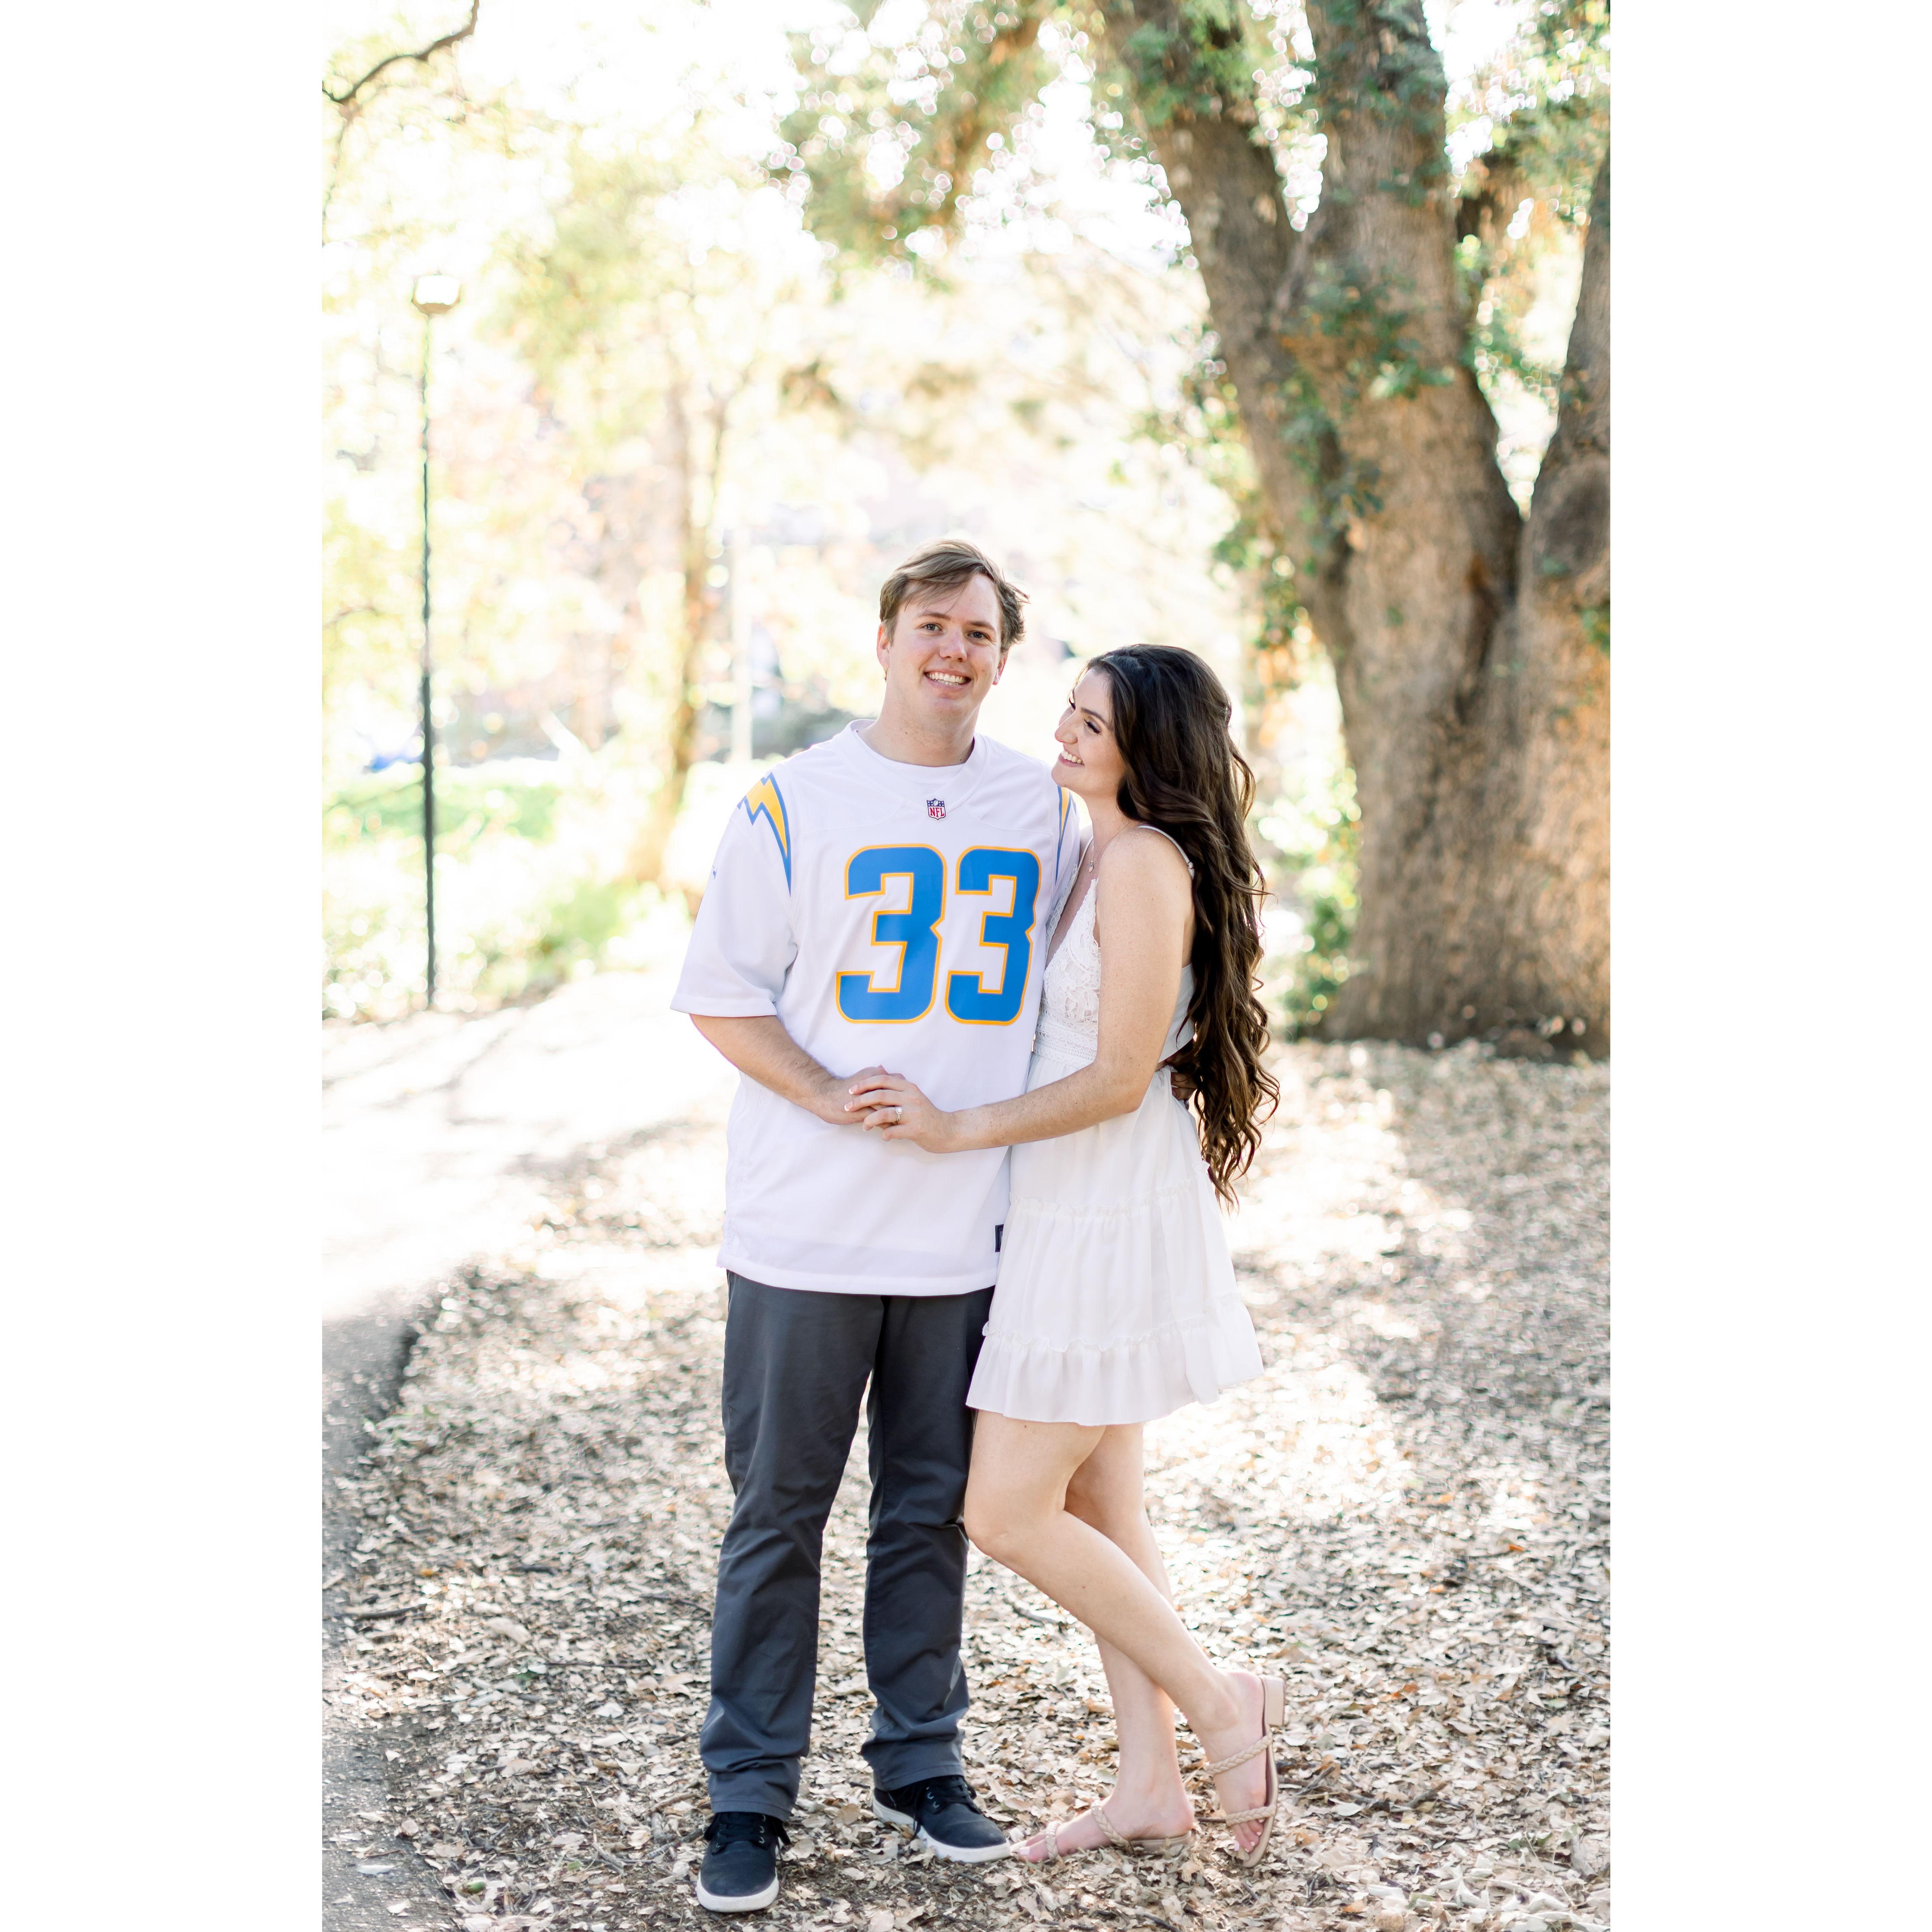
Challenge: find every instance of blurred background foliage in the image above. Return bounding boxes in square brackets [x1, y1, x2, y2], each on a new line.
[322, 0, 1596, 1028]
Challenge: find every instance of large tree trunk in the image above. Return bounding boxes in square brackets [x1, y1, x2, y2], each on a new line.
[1098, 0, 1609, 1051]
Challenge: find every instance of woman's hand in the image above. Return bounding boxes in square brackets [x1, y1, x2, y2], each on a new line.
[844, 1071, 962, 1152]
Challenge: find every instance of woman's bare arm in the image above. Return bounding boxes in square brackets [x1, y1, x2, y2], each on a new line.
[845, 832, 1193, 1151]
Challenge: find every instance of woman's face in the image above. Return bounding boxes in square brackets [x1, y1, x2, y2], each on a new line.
[1053, 669, 1127, 804]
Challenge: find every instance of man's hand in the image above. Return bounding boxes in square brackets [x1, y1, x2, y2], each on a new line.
[1163, 1054, 1197, 1109]
[690, 1015, 882, 1126]
[802, 1062, 887, 1127]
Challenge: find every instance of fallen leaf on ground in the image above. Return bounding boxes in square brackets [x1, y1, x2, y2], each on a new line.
[333, 1042, 1609, 1932]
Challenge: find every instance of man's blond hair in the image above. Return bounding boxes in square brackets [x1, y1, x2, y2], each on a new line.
[879, 539, 1028, 651]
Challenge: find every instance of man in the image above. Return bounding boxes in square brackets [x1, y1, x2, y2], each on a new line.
[671, 539, 1080, 1913]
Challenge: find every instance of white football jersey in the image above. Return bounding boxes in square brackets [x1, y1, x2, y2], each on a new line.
[673, 722, 1082, 1295]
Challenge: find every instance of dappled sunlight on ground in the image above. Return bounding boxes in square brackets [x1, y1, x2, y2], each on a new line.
[1149, 1337, 1408, 1533]
[328, 1033, 1607, 1931]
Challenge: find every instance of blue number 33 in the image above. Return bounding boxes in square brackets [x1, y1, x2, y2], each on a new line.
[836, 846, 1041, 1025]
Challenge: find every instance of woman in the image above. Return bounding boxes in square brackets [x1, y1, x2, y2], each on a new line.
[845, 645, 1285, 1868]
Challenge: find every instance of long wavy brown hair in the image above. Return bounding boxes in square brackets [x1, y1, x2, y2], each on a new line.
[1087, 645, 1278, 1203]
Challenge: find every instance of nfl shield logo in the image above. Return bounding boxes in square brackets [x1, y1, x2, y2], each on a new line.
[927, 798, 947, 820]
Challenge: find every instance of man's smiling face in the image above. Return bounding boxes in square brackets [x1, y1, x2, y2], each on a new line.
[875, 573, 1007, 728]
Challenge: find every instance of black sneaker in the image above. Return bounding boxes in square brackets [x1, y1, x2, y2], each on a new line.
[873, 1775, 1010, 1862]
[696, 1811, 789, 1913]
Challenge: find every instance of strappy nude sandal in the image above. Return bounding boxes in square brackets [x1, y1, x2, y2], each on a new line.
[1032, 1801, 1192, 1863]
[1201, 1675, 1286, 1870]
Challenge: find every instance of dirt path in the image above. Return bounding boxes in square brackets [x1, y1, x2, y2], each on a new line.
[323, 969, 736, 1925]
[327, 1038, 1608, 1932]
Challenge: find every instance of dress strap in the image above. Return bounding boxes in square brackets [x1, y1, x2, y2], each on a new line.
[1129, 823, 1194, 877]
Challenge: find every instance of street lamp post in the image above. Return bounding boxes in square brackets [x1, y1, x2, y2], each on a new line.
[410, 273, 461, 1006]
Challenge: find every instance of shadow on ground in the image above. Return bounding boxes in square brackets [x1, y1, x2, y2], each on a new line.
[325, 1037, 1609, 1932]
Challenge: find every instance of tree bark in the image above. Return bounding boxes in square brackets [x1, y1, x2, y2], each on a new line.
[1096, 0, 1609, 1051]
[323, 0, 481, 107]
[1483, 155, 1609, 1050]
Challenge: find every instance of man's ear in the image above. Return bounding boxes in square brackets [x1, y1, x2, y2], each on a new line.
[875, 621, 892, 676]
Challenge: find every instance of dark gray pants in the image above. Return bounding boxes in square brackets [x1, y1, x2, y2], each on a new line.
[699, 1273, 994, 1819]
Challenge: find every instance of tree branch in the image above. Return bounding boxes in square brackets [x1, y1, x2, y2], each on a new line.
[1277, 0, 1522, 641]
[1456, 151, 1531, 253]
[323, 0, 480, 109]
[1093, 1, 1355, 647]
[1524, 151, 1608, 604]
[928, 11, 1044, 229]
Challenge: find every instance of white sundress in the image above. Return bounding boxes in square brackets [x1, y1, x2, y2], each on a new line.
[966, 828, 1264, 1427]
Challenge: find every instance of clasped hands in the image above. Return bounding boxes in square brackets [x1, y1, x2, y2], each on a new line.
[836, 1068, 958, 1151]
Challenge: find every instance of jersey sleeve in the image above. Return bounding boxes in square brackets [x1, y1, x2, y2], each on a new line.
[671, 776, 798, 1017]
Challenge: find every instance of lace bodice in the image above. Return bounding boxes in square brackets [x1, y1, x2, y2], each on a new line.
[1035, 831, 1194, 1067]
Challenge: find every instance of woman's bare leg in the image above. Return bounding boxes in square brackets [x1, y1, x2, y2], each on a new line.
[966, 1413, 1273, 1853]
[1013, 1425, 1193, 1859]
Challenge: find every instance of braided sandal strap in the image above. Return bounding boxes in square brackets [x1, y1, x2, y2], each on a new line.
[1040, 1822, 1061, 1861]
[1221, 1803, 1273, 1824]
[1203, 1732, 1269, 1778]
[1089, 1805, 1129, 1851]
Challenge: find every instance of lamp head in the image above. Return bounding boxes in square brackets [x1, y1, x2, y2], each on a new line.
[411, 274, 462, 315]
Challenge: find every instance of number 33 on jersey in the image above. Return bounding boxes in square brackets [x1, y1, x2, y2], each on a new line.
[675, 722, 1080, 1075]
[835, 843, 1041, 1025]
[671, 721, 1081, 1295]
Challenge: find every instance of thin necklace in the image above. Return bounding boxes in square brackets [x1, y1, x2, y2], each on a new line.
[1081, 827, 1125, 882]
